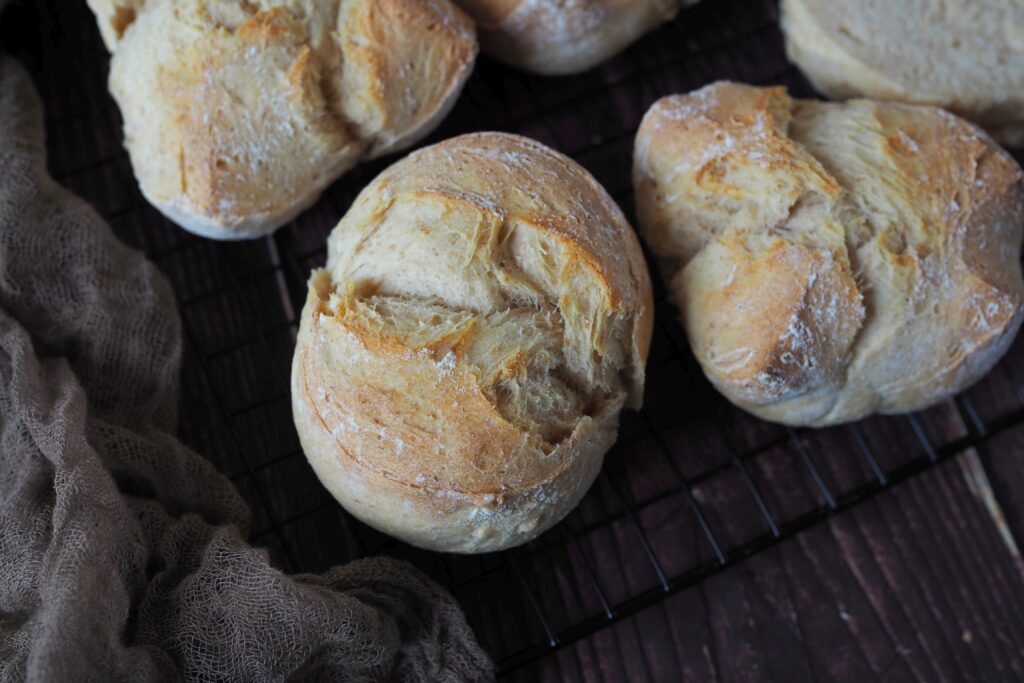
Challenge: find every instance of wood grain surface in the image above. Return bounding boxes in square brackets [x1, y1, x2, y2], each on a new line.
[513, 449, 1024, 682]
[984, 428, 1024, 551]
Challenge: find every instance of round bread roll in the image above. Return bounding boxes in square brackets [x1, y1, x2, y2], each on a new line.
[87, 0, 476, 239]
[292, 132, 653, 553]
[453, 0, 698, 75]
[634, 81, 1024, 427]
[781, 0, 1024, 146]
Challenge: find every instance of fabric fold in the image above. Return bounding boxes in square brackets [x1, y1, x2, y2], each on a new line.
[0, 54, 492, 683]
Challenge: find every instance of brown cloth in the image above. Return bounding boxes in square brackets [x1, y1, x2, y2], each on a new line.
[0, 55, 493, 683]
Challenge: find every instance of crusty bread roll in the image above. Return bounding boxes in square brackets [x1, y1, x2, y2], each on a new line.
[87, 0, 476, 239]
[292, 132, 653, 552]
[634, 82, 1024, 427]
[781, 0, 1024, 146]
[453, 0, 698, 75]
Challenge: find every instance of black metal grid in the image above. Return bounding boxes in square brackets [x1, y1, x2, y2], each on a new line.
[8, 0, 1024, 676]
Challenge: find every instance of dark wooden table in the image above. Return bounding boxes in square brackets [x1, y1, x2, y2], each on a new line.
[518, 443, 1024, 681]
[6, 0, 1024, 680]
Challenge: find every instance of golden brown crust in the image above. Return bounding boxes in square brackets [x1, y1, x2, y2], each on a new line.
[635, 82, 1024, 426]
[86, 0, 147, 49]
[680, 237, 863, 407]
[334, 0, 478, 157]
[454, 0, 696, 75]
[92, 0, 476, 239]
[292, 132, 652, 552]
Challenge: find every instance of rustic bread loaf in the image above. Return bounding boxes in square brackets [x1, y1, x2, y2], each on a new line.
[634, 82, 1024, 426]
[292, 132, 653, 552]
[781, 0, 1024, 145]
[87, 0, 476, 239]
[453, 0, 698, 75]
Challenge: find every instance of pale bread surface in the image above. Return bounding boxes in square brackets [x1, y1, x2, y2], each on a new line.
[292, 132, 653, 552]
[781, 0, 1024, 145]
[88, 0, 477, 239]
[634, 82, 1024, 426]
[454, 0, 698, 75]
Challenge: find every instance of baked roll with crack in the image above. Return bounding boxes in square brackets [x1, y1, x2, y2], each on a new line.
[633, 82, 1024, 426]
[292, 132, 653, 552]
[453, 0, 699, 75]
[86, 0, 476, 239]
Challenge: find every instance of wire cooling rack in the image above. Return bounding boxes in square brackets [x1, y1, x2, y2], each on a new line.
[8, 0, 1024, 676]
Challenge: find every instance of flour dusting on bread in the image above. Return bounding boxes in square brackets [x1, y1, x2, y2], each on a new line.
[635, 82, 1024, 426]
[781, 0, 1024, 145]
[87, 0, 477, 239]
[293, 133, 653, 552]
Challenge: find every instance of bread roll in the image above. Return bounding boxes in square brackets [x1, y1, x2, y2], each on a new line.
[87, 0, 476, 239]
[292, 132, 653, 552]
[781, 0, 1024, 146]
[453, 0, 698, 75]
[634, 82, 1024, 427]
